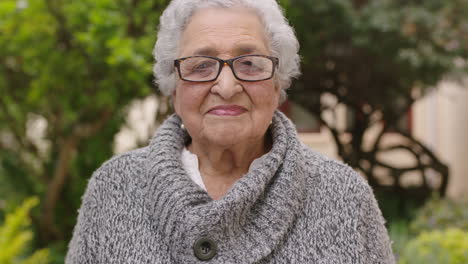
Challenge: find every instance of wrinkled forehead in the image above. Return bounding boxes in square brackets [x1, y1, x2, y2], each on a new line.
[178, 7, 270, 58]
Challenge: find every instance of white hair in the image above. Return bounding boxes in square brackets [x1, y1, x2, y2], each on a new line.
[153, 0, 301, 102]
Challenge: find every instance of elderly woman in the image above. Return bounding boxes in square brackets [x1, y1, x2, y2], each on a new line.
[66, 0, 395, 263]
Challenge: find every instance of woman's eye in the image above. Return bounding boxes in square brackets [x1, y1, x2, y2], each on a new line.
[239, 60, 262, 72]
[195, 63, 209, 70]
[193, 61, 215, 71]
[241, 60, 254, 67]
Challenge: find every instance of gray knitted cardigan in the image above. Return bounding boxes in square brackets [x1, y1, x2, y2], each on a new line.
[66, 111, 395, 263]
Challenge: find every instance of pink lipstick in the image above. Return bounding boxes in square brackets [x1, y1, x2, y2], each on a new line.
[208, 105, 247, 116]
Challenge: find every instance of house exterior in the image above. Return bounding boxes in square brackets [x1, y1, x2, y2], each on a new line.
[297, 80, 468, 200]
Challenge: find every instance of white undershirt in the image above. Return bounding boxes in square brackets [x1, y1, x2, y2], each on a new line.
[180, 147, 268, 192]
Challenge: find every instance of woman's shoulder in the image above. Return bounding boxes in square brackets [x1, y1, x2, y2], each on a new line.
[90, 146, 150, 183]
[299, 143, 373, 199]
[297, 146, 394, 263]
[299, 143, 386, 226]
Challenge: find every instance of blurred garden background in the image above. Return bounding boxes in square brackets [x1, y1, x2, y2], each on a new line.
[1, 0, 467, 263]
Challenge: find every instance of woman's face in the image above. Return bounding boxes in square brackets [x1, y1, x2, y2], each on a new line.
[173, 7, 280, 148]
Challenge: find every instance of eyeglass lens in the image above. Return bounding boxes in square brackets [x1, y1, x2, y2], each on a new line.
[179, 56, 274, 82]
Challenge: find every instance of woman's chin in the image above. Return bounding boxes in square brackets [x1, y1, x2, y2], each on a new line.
[202, 128, 247, 147]
[188, 118, 267, 148]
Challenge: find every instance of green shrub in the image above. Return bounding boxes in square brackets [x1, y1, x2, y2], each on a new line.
[410, 196, 468, 233]
[391, 196, 468, 263]
[399, 228, 468, 264]
[0, 197, 49, 264]
[388, 220, 412, 259]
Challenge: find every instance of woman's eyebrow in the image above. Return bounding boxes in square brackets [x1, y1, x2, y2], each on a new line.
[234, 45, 261, 55]
[191, 44, 263, 57]
[192, 47, 217, 56]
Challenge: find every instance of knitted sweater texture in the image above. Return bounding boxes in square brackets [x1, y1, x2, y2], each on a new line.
[66, 111, 395, 263]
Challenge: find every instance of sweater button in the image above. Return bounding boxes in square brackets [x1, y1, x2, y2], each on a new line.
[193, 237, 217, 261]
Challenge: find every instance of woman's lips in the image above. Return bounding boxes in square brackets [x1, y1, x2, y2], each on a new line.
[208, 105, 247, 116]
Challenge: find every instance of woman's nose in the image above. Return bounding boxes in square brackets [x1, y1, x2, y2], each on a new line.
[211, 64, 243, 99]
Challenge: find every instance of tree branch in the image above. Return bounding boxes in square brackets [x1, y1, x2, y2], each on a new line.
[45, 0, 74, 50]
[40, 110, 112, 241]
[395, 128, 449, 196]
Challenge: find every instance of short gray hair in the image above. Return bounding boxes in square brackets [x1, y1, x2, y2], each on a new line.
[153, 0, 301, 102]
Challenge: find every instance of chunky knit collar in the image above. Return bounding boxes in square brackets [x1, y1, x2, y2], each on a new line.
[144, 110, 307, 262]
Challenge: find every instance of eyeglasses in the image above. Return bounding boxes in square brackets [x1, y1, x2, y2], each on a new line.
[174, 55, 279, 82]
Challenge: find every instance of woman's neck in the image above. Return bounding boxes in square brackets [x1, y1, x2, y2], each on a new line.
[188, 134, 271, 200]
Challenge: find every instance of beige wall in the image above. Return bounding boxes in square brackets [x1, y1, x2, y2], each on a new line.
[413, 81, 468, 200]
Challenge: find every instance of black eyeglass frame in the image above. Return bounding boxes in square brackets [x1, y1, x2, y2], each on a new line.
[174, 54, 279, 82]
